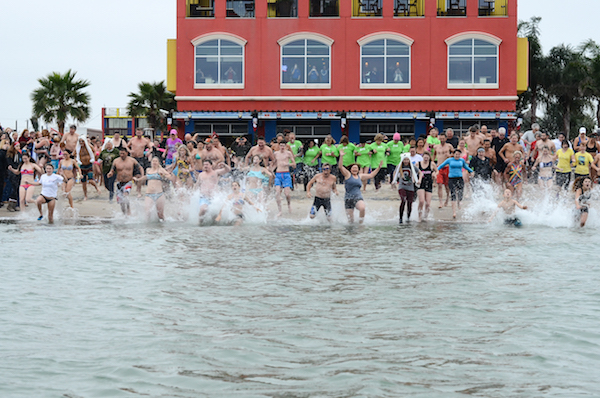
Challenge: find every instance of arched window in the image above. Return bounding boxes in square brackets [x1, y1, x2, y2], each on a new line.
[279, 34, 333, 88]
[193, 34, 246, 88]
[358, 33, 412, 88]
[447, 33, 500, 88]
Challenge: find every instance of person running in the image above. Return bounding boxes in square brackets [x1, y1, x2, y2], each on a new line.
[107, 147, 143, 216]
[368, 133, 388, 190]
[433, 132, 453, 208]
[437, 148, 474, 219]
[320, 135, 339, 182]
[245, 138, 275, 168]
[99, 140, 120, 202]
[32, 163, 64, 223]
[128, 127, 151, 196]
[60, 125, 79, 153]
[164, 129, 183, 166]
[387, 133, 406, 189]
[337, 136, 355, 184]
[244, 155, 272, 202]
[306, 162, 338, 221]
[504, 150, 526, 200]
[195, 159, 231, 222]
[133, 156, 173, 221]
[489, 188, 528, 226]
[392, 154, 421, 223]
[77, 137, 101, 200]
[416, 152, 437, 221]
[354, 142, 371, 192]
[302, 140, 321, 191]
[272, 142, 296, 217]
[531, 145, 555, 190]
[338, 149, 382, 224]
[215, 180, 262, 226]
[57, 149, 80, 209]
[574, 176, 592, 227]
[170, 145, 194, 189]
[7, 152, 42, 211]
[469, 147, 494, 185]
[572, 127, 589, 152]
[573, 144, 595, 180]
[555, 140, 575, 190]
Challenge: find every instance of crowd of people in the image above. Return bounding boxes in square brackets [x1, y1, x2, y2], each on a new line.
[0, 122, 598, 226]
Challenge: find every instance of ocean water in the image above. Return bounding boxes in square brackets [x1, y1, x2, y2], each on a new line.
[1, 212, 599, 397]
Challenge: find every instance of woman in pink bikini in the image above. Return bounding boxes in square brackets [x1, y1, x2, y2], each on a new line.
[7, 152, 42, 210]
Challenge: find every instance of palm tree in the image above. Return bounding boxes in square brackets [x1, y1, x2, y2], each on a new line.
[517, 17, 547, 125]
[31, 70, 91, 134]
[127, 81, 176, 135]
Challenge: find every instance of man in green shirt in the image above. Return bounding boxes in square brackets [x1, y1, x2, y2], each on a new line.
[369, 133, 389, 190]
[99, 140, 120, 202]
[426, 127, 441, 148]
[387, 132, 405, 188]
[287, 132, 303, 189]
[337, 136, 356, 183]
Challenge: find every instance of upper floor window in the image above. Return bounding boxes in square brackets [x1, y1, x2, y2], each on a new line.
[394, 0, 423, 17]
[268, 0, 298, 18]
[280, 36, 332, 88]
[310, 0, 339, 17]
[437, 0, 466, 16]
[353, 0, 382, 17]
[226, 0, 255, 17]
[193, 35, 246, 88]
[359, 34, 413, 88]
[478, 0, 508, 16]
[447, 34, 500, 88]
[188, 0, 214, 18]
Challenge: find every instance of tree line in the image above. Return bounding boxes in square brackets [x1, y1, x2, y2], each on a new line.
[30, 70, 175, 135]
[518, 16, 600, 139]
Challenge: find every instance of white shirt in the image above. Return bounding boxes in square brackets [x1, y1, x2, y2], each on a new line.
[40, 174, 64, 198]
[410, 154, 423, 165]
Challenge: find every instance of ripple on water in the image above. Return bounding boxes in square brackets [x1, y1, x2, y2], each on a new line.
[0, 221, 599, 397]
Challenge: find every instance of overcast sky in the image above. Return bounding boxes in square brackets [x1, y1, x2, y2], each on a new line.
[1, 0, 597, 132]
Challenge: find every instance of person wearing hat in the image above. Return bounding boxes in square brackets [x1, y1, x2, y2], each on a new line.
[469, 147, 494, 185]
[573, 127, 589, 152]
[165, 129, 182, 166]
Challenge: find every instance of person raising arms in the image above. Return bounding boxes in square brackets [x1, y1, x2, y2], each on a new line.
[338, 148, 382, 224]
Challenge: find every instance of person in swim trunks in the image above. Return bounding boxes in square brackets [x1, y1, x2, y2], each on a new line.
[489, 188, 528, 226]
[134, 156, 174, 221]
[272, 142, 296, 217]
[306, 162, 338, 221]
[195, 159, 230, 223]
[107, 147, 143, 215]
[128, 127, 151, 196]
[32, 163, 64, 223]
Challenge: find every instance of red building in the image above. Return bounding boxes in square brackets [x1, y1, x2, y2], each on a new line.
[168, 0, 528, 143]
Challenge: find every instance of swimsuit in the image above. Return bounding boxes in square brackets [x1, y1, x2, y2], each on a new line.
[418, 162, 433, 193]
[39, 194, 56, 203]
[146, 173, 162, 181]
[80, 163, 93, 182]
[311, 197, 332, 216]
[507, 163, 523, 187]
[146, 192, 164, 202]
[274, 172, 292, 188]
[344, 175, 363, 209]
[579, 190, 591, 213]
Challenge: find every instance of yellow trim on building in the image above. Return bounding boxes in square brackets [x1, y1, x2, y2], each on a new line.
[167, 39, 177, 94]
[516, 37, 529, 94]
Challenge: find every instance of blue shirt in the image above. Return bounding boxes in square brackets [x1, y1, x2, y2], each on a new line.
[438, 158, 473, 178]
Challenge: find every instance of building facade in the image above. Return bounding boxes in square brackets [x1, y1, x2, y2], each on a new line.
[168, 0, 528, 143]
[102, 108, 152, 139]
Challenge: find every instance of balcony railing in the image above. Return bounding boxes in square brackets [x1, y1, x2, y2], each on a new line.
[268, 0, 298, 17]
[187, 0, 214, 17]
[353, 0, 382, 17]
[478, 0, 507, 16]
[310, 0, 339, 17]
[226, 0, 255, 17]
[394, 0, 424, 16]
[437, 0, 466, 16]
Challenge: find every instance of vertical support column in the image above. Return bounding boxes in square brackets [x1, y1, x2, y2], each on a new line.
[298, 0, 309, 18]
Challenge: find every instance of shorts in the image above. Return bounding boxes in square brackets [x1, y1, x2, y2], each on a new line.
[310, 197, 332, 216]
[199, 196, 212, 207]
[504, 216, 522, 226]
[274, 172, 292, 188]
[398, 189, 415, 202]
[80, 163, 93, 182]
[436, 167, 449, 185]
[135, 156, 149, 172]
[116, 181, 132, 204]
[538, 175, 553, 182]
[39, 194, 56, 203]
[448, 177, 464, 202]
[580, 206, 589, 214]
[418, 176, 433, 193]
[574, 173, 589, 180]
[344, 197, 362, 209]
[555, 172, 571, 188]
